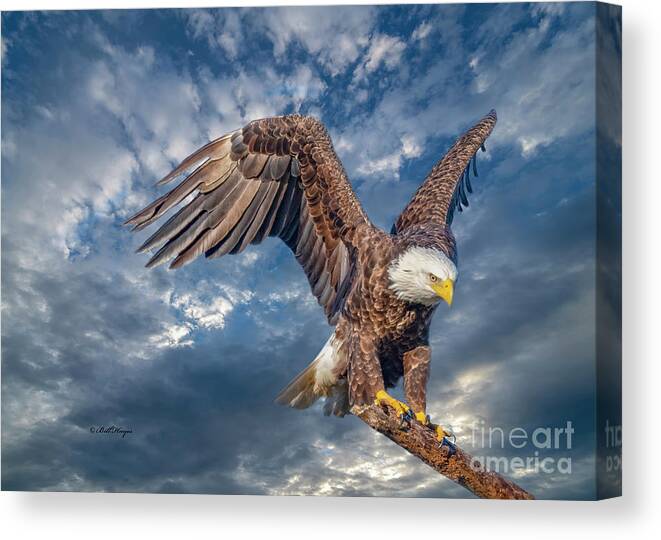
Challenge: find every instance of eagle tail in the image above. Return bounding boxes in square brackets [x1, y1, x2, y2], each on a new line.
[274, 357, 322, 409]
[275, 334, 343, 410]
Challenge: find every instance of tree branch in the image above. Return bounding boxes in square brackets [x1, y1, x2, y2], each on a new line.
[351, 403, 534, 500]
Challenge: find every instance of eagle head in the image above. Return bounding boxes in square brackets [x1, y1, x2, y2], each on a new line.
[387, 245, 458, 306]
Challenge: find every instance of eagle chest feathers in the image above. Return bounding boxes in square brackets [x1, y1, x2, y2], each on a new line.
[126, 110, 497, 415]
[356, 262, 430, 339]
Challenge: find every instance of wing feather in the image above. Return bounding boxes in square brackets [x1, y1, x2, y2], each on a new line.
[231, 179, 281, 254]
[156, 135, 233, 186]
[252, 179, 289, 244]
[239, 153, 269, 178]
[267, 155, 291, 180]
[126, 115, 368, 323]
[271, 179, 299, 237]
[393, 109, 497, 233]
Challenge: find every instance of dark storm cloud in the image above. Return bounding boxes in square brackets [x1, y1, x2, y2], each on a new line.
[2, 3, 600, 499]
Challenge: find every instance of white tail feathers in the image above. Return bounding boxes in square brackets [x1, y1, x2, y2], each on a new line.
[274, 356, 322, 409]
[275, 334, 348, 415]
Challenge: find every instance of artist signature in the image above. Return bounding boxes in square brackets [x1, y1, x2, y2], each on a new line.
[90, 425, 133, 438]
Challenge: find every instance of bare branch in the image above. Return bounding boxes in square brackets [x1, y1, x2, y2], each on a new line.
[352, 404, 534, 500]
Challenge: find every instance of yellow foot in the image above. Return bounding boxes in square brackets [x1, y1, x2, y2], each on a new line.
[414, 411, 453, 442]
[375, 390, 412, 419]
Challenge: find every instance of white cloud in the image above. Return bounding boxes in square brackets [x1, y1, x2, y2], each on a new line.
[260, 7, 375, 76]
[172, 294, 234, 330]
[185, 7, 377, 77]
[186, 9, 243, 60]
[401, 134, 422, 158]
[364, 34, 407, 73]
[532, 3, 567, 18]
[465, 7, 595, 156]
[150, 322, 195, 348]
[286, 64, 327, 107]
[356, 134, 422, 179]
[1, 35, 10, 67]
[2, 108, 138, 261]
[357, 150, 402, 178]
[198, 61, 326, 135]
[353, 34, 407, 83]
[48, 25, 327, 265]
[412, 21, 432, 41]
[518, 135, 554, 157]
[87, 42, 204, 183]
[337, 4, 596, 185]
[164, 282, 253, 334]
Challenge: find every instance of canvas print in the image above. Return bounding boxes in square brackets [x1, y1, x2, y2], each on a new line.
[1, 2, 621, 500]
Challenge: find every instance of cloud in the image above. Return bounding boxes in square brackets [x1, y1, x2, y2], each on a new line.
[352, 34, 407, 83]
[196, 59, 326, 136]
[1, 100, 138, 260]
[86, 40, 204, 182]
[412, 21, 432, 41]
[1, 35, 10, 67]
[466, 3, 595, 156]
[356, 134, 423, 179]
[186, 9, 243, 60]
[334, 2, 595, 184]
[169, 283, 253, 330]
[260, 6, 376, 76]
[185, 7, 378, 78]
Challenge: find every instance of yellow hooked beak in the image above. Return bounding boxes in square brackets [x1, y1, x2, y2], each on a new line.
[432, 278, 454, 306]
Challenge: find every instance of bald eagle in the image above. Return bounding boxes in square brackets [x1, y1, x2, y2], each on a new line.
[126, 110, 497, 440]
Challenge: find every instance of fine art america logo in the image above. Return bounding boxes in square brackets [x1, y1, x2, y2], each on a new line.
[468, 420, 574, 475]
[604, 419, 622, 472]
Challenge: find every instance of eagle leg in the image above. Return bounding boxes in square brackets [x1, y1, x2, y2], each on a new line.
[401, 346, 453, 449]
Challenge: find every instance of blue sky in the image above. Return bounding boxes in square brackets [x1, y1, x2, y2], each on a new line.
[2, 3, 606, 498]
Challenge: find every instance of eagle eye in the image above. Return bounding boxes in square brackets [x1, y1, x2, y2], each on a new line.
[429, 274, 437, 282]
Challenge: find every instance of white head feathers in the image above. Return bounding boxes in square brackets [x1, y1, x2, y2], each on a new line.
[387, 246, 458, 305]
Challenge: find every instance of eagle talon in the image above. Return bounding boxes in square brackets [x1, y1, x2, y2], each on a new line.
[399, 408, 415, 428]
[414, 411, 430, 425]
[440, 437, 457, 456]
[375, 390, 413, 427]
[413, 411, 454, 444]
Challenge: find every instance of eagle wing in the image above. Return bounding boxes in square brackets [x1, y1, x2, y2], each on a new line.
[125, 115, 370, 323]
[392, 109, 497, 233]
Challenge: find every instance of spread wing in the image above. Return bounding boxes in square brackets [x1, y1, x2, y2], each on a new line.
[125, 114, 370, 323]
[392, 109, 497, 233]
